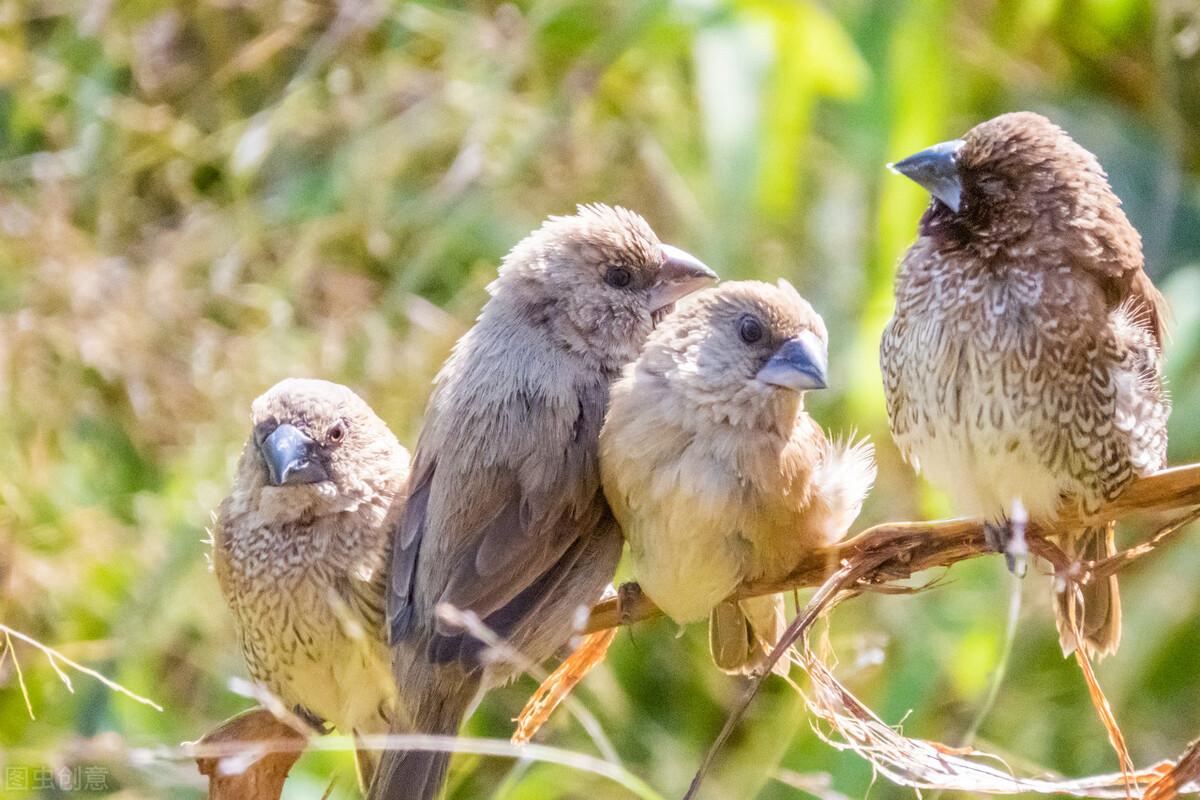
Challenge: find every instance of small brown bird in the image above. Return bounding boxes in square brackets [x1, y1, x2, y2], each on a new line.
[212, 378, 410, 783]
[373, 205, 716, 799]
[883, 112, 1169, 659]
[601, 280, 875, 675]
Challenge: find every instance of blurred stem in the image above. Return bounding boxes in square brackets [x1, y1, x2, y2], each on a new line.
[959, 574, 1022, 746]
[927, 573, 1025, 800]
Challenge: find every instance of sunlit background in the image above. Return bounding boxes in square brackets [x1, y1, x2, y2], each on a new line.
[2, 1, 1199, 797]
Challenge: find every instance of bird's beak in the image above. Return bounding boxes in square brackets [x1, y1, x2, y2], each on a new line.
[757, 330, 828, 391]
[648, 244, 718, 312]
[261, 424, 329, 486]
[889, 138, 966, 212]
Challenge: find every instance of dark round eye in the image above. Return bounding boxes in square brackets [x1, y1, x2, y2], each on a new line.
[605, 266, 632, 288]
[738, 315, 763, 344]
[253, 420, 275, 445]
[328, 422, 346, 443]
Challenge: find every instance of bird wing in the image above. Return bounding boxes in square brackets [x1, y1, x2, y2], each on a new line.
[1070, 241, 1168, 348]
[334, 570, 389, 641]
[388, 388, 613, 667]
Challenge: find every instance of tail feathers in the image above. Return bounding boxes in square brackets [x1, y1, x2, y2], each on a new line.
[368, 665, 479, 800]
[1054, 523, 1122, 660]
[708, 595, 789, 677]
[354, 734, 380, 794]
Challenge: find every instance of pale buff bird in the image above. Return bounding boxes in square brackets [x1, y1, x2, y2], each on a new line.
[883, 112, 1169, 659]
[372, 205, 716, 800]
[213, 378, 410, 784]
[601, 280, 875, 674]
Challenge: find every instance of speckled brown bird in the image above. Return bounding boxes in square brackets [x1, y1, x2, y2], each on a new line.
[212, 378, 410, 783]
[882, 111, 1169, 659]
[372, 205, 716, 800]
[601, 280, 875, 675]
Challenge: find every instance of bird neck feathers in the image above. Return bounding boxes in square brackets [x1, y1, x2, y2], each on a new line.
[478, 291, 632, 378]
[921, 175, 1140, 278]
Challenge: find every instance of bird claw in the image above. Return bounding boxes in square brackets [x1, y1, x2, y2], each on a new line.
[617, 581, 644, 626]
[294, 705, 331, 734]
[984, 520, 1027, 578]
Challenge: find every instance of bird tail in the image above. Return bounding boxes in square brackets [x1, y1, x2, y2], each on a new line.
[708, 594, 790, 677]
[368, 661, 479, 800]
[1054, 522, 1121, 660]
[354, 734, 380, 793]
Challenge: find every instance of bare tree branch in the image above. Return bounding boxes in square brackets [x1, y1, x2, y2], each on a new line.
[586, 464, 1200, 633]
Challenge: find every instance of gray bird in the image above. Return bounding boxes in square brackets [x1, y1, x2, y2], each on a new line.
[601, 280, 875, 675]
[371, 205, 716, 800]
[213, 378, 410, 784]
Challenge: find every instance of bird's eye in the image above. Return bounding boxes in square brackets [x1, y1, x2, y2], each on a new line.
[605, 266, 632, 288]
[738, 315, 764, 344]
[328, 422, 346, 444]
[977, 175, 1006, 197]
[253, 420, 275, 445]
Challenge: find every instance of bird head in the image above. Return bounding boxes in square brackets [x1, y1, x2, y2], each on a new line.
[639, 279, 828, 430]
[242, 378, 408, 519]
[889, 112, 1136, 260]
[492, 204, 717, 373]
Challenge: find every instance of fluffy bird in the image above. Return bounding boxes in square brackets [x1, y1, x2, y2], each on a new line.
[373, 205, 716, 800]
[212, 378, 410, 783]
[601, 280, 876, 675]
[882, 111, 1169, 659]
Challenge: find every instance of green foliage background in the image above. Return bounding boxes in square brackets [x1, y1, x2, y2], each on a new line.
[2, 1, 1199, 797]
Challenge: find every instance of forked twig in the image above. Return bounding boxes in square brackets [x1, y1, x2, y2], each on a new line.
[0, 624, 162, 714]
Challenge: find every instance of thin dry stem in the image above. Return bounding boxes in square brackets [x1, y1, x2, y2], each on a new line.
[0, 624, 162, 714]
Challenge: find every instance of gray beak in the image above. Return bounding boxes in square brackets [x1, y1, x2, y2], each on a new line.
[648, 244, 718, 312]
[889, 138, 966, 212]
[261, 424, 329, 486]
[756, 330, 827, 391]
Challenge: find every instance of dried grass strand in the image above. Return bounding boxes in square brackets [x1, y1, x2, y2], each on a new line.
[0, 624, 162, 714]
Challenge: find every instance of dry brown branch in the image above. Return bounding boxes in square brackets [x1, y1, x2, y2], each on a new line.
[586, 463, 1200, 633]
[191, 707, 308, 800]
[1145, 737, 1200, 800]
[675, 464, 1200, 799]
